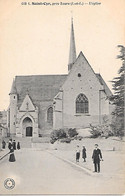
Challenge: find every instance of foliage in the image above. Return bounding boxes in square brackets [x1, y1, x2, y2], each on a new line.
[50, 128, 78, 143]
[89, 116, 114, 138]
[60, 138, 71, 143]
[50, 129, 67, 143]
[110, 117, 124, 137]
[68, 128, 78, 138]
[74, 135, 83, 140]
[89, 124, 102, 138]
[109, 45, 125, 137]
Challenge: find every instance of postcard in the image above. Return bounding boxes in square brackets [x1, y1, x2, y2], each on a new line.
[0, 0, 125, 194]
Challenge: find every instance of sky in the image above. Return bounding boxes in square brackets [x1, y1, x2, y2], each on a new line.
[0, 0, 125, 110]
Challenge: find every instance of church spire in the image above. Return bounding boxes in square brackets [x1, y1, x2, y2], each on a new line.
[9, 78, 17, 95]
[68, 17, 76, 72]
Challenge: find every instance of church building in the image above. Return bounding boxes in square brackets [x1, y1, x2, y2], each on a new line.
[7, 18, 113, 137]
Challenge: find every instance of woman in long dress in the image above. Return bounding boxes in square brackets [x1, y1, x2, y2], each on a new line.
[9, 146, 16, 162]
[2, 140, 6, 149]
[8, 139, 12, 150]
[17, 142, 20, 150]
[13, 140, 16, 150]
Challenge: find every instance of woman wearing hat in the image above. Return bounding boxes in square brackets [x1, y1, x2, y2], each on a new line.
[9, 145, 16, 162]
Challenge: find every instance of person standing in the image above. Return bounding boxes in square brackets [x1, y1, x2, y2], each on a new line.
[17, 142, 20, 150]
[76, 145, 80, 162]
[2, 140, 6, 149]
[13, 140, 16, 150]
[92, 144, 103, 173]
[82, 146, 86, 162]
[9, 145, 16, 162]
[8, 139, 12, 150]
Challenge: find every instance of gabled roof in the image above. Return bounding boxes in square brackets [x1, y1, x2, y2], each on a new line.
[96, 73, 112, 97]
[67, 51, 112, 97]
[15, 75, 67, 107]
[9, 79, 17, 95]
[19, 94, 36, 111]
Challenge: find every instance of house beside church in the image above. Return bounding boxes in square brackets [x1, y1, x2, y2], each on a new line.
[7, 18, 113, 138]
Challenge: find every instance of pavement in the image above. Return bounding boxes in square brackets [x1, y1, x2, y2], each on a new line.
[0, 137, 125, 194]
[0, 147, 125, 194]
[49, 137, 125, 179]
[0, 149, 10, 160]
[50, 148, 125, 179]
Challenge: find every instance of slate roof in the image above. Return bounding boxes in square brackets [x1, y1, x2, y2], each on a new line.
[9, 79, 17, 95]
[14, 72, 112, 108]
[15, 75, 67, 107]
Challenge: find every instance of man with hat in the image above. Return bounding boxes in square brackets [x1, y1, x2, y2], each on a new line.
[92, 144, 103, 173]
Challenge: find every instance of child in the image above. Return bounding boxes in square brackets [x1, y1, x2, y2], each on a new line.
[82, 146, 87, 162]
[76, 145, 80, 162]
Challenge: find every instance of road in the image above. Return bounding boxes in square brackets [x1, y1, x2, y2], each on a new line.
[0, 148, 124, 194]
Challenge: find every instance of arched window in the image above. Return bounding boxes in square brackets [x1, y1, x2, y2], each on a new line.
[47, 107, 53, 124]
[76, 94, 89, 113]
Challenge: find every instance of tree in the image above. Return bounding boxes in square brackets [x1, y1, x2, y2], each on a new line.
[109, 45, 125, 137]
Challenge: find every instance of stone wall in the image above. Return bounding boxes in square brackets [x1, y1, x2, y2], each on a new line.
[54, 53, 111, 129]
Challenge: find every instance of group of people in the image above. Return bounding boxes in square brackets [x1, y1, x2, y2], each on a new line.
[76, 144, 103, 173]
[1, 139, 21, 151]
[8, 139, 20, 151]
[8, 139, 21, 162]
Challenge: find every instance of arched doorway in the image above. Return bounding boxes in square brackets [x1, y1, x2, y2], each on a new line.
[22, 117, 33, 137]
[26, 127, 32, 137]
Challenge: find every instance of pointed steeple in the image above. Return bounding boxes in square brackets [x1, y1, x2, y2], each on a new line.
[68, 17, 77, 72]
[9, 79, 17, 95]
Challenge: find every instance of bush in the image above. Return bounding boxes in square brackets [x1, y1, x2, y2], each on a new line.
[50, 128, 78, 144]
[89, 123, 114, 138]
[75, 135, 83, 140]
[50, 138, 56, 144]
[89, 124, 102, 138]
[68, 128, 78, 138]
[60, 138, 71, 143]
[50, 129, 67, 143]
[110, 116, 124, 137]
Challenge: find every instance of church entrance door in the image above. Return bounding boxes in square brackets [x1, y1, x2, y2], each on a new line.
[22, 117, 33, 137]
[26, 127, 32, 137]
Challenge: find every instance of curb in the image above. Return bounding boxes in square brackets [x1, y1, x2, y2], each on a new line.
[0, 151, 10, 161]
[47, 150, 96, 176]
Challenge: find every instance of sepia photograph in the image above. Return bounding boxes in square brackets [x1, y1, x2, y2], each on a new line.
[0, 0, 125, 194]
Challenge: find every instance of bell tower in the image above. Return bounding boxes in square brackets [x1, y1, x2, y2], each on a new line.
[9, 78, 17, 136]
